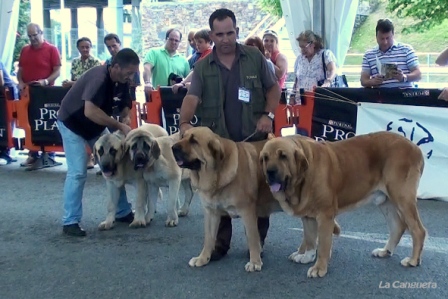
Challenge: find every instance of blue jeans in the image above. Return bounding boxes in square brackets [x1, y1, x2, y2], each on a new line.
[57, 120, 132, 226]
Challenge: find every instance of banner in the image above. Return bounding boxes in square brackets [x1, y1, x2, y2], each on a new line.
[28, 86, 67, 146]
[356, 102, 448, 201]
[159, 87, 200, 135]
[311, 97, 357, 141]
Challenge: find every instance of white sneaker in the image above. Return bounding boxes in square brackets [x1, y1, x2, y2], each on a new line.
[0, 158, 7, 166]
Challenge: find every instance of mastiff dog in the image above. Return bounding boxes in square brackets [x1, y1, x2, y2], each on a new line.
[260, 131, 427, 278]
[94, 123, 168, 230]
[126, 128, 194, 227]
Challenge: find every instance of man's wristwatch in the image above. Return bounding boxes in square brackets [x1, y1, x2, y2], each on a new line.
[44, 79, 49, 86]
[403, 74, 408, 82]
[262, 111, 275, 121]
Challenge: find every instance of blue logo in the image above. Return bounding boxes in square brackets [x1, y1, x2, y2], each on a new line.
[386, 118, 434, 159]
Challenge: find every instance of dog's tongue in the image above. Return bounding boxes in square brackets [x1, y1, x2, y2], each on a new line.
[176, 160, 184, 166]
[270, 183, 281, 192]
[103, 171, 113, 178]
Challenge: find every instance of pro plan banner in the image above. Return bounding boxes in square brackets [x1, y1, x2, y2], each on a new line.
[356, 102, 448, 201]
[159, 87, 200, 135]
[28, 86, 68, 146]
[311, 97, 357, 141]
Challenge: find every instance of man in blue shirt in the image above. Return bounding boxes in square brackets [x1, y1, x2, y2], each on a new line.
[0, 61, 19, 100]
[0, 61, 18, 166]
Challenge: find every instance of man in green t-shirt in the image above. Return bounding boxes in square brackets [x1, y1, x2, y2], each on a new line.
[143, 28, 190, 93]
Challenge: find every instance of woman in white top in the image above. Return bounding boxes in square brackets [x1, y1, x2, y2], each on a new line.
[293, 30, 338, 94]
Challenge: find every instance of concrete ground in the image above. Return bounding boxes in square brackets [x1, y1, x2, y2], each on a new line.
[0, 157, 447, 299]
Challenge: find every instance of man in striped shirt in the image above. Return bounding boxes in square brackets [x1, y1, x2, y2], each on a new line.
[361, 19, 421, 88]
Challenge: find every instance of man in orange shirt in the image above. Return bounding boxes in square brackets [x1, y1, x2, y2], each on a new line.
[17, 23, 61, 166]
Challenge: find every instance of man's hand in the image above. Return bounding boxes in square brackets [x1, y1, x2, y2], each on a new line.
[179, 122, 193, 137]
[370, 75, 384, 87]
[121, 116, 131, 125]
[30, 79, 48, 86]
[321, 79, 331, 87]
[144, 82, 153, 93]
[438, 87, 448, 101]
[391, 68, 405, 82]
[118, 123, 132, 136]
[62, 80, 74, 88]
[172, 83, 184, 94]
[257, 115, 273, 133]
[18, 82, 26, 91]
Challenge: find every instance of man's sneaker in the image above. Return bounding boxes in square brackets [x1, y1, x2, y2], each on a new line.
[116, 212, 134, 224]
[63, 223, 87, 237]
[20, 156, 38, 167]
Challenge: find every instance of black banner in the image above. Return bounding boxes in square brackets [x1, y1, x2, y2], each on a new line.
[311, 87, 448, 142]
[0, 88, 9, 147]
[28, 85, 69, 146]
[159, 87, 200, 135]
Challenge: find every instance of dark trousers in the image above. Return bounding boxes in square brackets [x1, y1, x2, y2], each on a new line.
[211, 215, 270, 260]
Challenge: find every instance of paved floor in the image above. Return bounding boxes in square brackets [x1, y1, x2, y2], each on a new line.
[0, 158, 447, 299]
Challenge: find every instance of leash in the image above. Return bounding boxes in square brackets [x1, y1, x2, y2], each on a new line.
[242, 130, 259, 142]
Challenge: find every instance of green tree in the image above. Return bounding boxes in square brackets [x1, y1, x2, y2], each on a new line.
[387, 0, 448, 33]
[255, 0, 283, 18]
[13, 0, 31, 63]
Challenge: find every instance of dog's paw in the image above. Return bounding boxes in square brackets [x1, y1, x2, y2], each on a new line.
[245, 261, 263, 272]
[178, 208, 189, 217]
[98, 221, 114, 231]
[189, 256, 210, 268]
[144, 216, 153, 225]
[400, 257, 420, 267]
[129, 218, 146, 228]
[289, 249, 316, 264]
[307, 264, 328, 278]
[165, 218, 178, 227]
[372, 248, 392, 258]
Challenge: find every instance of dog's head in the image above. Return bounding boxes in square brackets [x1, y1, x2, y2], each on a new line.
[171, 126, 224, 171]
[93, 133, 126, 178]
[259, 136, 309, 193]
[125, 129, 160, 170]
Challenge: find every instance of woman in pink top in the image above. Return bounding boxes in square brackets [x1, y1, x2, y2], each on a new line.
[262, 29, 288, 89]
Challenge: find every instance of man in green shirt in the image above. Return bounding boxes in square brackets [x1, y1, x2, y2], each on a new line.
[143, 29, 190, 93]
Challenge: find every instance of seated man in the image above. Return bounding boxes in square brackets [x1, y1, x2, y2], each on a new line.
[360, 19, 421, 88]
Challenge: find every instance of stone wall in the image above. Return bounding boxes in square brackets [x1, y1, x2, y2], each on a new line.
[141, 0, 269, 55]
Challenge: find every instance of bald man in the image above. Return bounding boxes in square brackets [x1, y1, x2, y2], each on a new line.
[17, 23, 61, 166]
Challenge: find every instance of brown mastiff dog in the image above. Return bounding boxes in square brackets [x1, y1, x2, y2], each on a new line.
[171, 127, 280, 272]
[260, 131, 427, 278]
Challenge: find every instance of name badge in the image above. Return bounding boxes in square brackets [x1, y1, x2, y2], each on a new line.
[238, 87, 251, 103]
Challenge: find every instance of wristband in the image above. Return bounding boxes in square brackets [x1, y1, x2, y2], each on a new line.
[179, 121, 191, 128]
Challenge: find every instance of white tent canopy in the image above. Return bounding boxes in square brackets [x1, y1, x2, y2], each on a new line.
[281, 0, 359, 67]
[0, 0, 20, 72]
[1, 0, 358, 71]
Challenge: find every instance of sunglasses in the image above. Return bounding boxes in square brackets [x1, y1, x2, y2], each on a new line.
[298, 41, 312, 49]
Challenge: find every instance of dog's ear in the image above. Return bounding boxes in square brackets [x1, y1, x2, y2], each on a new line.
[92, 144, 97, 158]
[151, 140, 161, 160]
[267, 133, 276, 140]
[120, 140, 129, 159]
[208, 138, 224, 163]
[294, 148, 309, 177]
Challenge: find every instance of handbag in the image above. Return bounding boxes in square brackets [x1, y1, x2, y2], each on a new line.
[317, 51, 348, 88]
